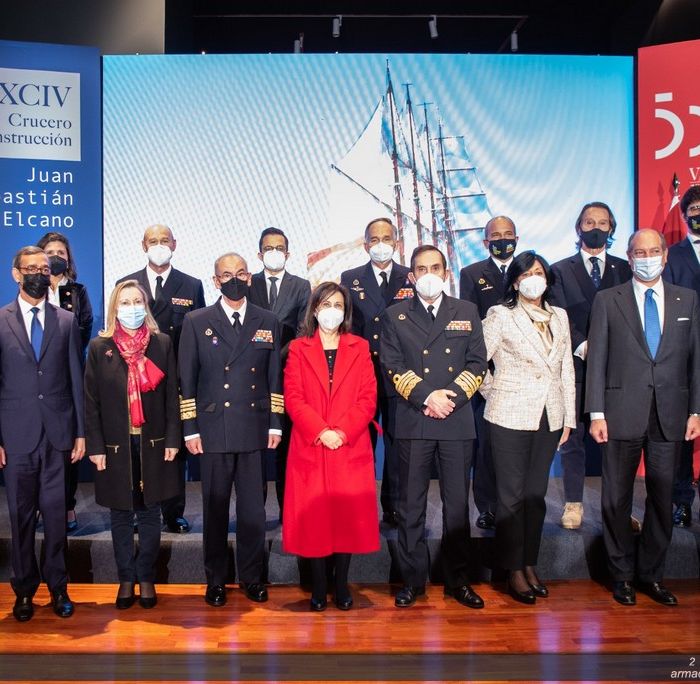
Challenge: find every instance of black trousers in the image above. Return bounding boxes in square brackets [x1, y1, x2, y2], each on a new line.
[110, 503, 161, 583]
[602, 395, 680, 582]
[396, 438, 474, 588]
[200, 450, 266, 586]
[4, 431, 68, 596]
[376, 394, 400, 516]
[488, 415, 561, 571]
[160, 445, 187, 523]
[471, 393, 497, 514]
[672, 438, 696, 507]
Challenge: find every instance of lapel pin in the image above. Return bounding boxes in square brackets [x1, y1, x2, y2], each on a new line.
[212, 336, 219, 346]
[353, 279, 359, 285]
[205, 328, 213, 336]
[398, 313, 406, 320]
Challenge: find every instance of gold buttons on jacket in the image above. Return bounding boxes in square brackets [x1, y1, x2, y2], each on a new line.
[224, 366, 230, 371]
[448, 367, 454, 372]
[223, 383, 229, 389]
[445, 348, 451, 354]
[251, 367, 255, 372]
[373, 334, 379, 340]
[423, 350, 429, 355]
[424, 368, 430, 373]
[224, 401, 230, 408]
[251, 385, 256, 390]
[374, 316, 380, 322]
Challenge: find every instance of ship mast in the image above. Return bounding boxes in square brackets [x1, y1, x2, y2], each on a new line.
[386, 63, 405, 265]
[403, 83, 423, 246]
[436, 119, 457, 294]
[420, 102, 438, 247]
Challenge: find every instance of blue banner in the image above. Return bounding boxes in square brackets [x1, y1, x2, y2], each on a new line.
[0, 40, 102, 330]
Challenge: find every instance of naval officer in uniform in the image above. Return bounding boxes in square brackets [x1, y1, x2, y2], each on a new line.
[341, 218, 412, 526]
[178, 252, 283, 607]
[380, 245, 487, 609]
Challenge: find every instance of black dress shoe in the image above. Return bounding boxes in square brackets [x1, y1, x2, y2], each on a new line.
[382, 511, 400, 527]
[243, 582, 268, 603]
[394, 585, 425, 608]
[165, 516, 190, 533]
[638, 581, 678, 606]
[334, 594, 354, 611]
[476, 511, 496, 530]
[138, 582, 157, 609]
[12, 596, 33, 622]
[528, 582, 549, 598]
[205, 584, 227, 607]
[309, 596, 327, 612]
[51, 590, 74, 618]
[612, 581, 636, 606]
[445, 584, 484, 609]
[508, 581, 536, 605]
[673, 503, 692, 528]
[115, 582, 136, 610]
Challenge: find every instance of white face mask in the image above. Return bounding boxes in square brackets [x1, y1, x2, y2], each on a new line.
[147, 244, 172, 267]
[632, 255, 664, 282]
[415, 272, 445, 299]
[316, 307, 344, 332]
[368, 242, 394, 264]
[517, 274, 547, 300]
[262, 249, 286, 272]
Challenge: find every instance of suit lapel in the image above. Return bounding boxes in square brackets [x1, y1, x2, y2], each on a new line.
[571, 255, 598, 303]
[330, 333, 358, 398]
[680, 239, 700, 275]
[656, 284, 681, 358]
[513, 304, 550, 362]
[273, 272, 291, 315]
[251, 272, 270, 309]
[361, 262, 384, 310]
[39, 303, 58, 360]
[227, 304, 264, 365]
[301, 333, 329, 394]
[406, 296, 432, 337]
[208, 300, 239, 357]
[545, 307, 565, 367]
[387, 262, 408, 299]
[425, 295, 455, 348]
[7, 302, 35, 361]
[614, 283, 649, 357]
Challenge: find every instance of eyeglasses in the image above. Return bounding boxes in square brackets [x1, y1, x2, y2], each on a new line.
[216, 271, 250, 282]
[18, 266, 51, 276]
[686, 204, 700, 214]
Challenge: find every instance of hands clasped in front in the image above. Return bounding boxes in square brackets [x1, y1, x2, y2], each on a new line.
[423, 389, 457, 419]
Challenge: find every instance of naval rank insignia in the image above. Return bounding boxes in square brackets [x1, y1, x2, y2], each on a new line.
[252, 329, 273, 343]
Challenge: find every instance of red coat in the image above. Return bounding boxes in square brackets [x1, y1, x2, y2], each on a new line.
[282, 331, 380, 558]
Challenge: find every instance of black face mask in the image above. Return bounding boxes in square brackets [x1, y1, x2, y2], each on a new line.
[580, 228, 609, 249]
[488, 238, 517, 260]
[686, 215, 700, 235]
[22, 273, 50, 299]
[48, 255, 68, 276]
[220, 277, 249, 302]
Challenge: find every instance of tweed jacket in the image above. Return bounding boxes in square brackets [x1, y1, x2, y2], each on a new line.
[479, 302, 576, 432]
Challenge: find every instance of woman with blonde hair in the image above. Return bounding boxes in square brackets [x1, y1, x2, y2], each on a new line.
[84, 280, 180, 609]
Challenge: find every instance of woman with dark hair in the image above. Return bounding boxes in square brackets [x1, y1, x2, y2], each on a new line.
[84, 280, 180, 610]
[479, 251, 576, 604]
[36, 231, 94, 532]
[283, 281, 379, 611]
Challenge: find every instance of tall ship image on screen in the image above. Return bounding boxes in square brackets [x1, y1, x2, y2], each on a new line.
[311, 63, 492, 292]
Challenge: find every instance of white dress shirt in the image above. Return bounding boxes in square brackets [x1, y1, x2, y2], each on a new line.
[580, 248, 607, 278]
[417, 292, 443, 317]
[264, 269, 286, 300]
[490, 256, 513, 274]
[371, 262, 393, 287]
[47, 276, 68, 307]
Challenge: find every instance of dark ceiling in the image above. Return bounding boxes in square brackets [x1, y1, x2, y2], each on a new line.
[165, 0, 700, 56]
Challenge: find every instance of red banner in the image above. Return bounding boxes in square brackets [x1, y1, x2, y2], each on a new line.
[638, 38, 700, 230]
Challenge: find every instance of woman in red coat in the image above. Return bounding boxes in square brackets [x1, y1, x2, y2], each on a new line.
[283, 281, 379, 611]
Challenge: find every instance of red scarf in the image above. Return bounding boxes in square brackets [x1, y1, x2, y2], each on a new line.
[112, 322, 165, 427]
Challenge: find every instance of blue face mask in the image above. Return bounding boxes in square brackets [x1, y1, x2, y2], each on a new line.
[117, 304, 147, 330]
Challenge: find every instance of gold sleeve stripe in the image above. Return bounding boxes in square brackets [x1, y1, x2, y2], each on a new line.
[179, 396, 197, 421]
[393, 370, 422, 400]
[271, 392, 285, 414]
[454, 371, 483, 399]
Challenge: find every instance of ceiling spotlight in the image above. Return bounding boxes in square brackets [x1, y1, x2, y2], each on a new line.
[510, 30, 518, 52]
[332, 15, 342, 38]
[428, 15, 438, 39]
[294, 33, 304, 54]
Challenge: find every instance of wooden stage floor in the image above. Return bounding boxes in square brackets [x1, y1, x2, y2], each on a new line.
[0, 580, 698, 683]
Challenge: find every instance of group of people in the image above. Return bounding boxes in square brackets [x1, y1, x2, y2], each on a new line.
[2, 190, 699, 622]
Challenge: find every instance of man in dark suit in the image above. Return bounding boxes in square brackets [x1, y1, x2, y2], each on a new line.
[341, 218, 412, 527]
[248, 226, 310, 516]
[0, 246, 85, 621]
[586, 229, 700, 606]
[663, 186, 700, 528]
[380, 245, 487, 609]
[179, 252, 283, 607]
[550, 202, 632, 530]
[117, 224, 206, 534]
[458, 215, 518, 530]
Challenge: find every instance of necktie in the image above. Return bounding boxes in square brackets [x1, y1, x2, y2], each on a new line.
[155, 275, 164, 301]
[380, 271, 392, 304]
[644, 289, 661, 358]
[268, 276, 278, 309]
[30, 306, 43, 360]
[427, 304, 435, 321]
[500, 264, 507, 280]
[232, 311, 241, 334]
[589, 256, 601, 289]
